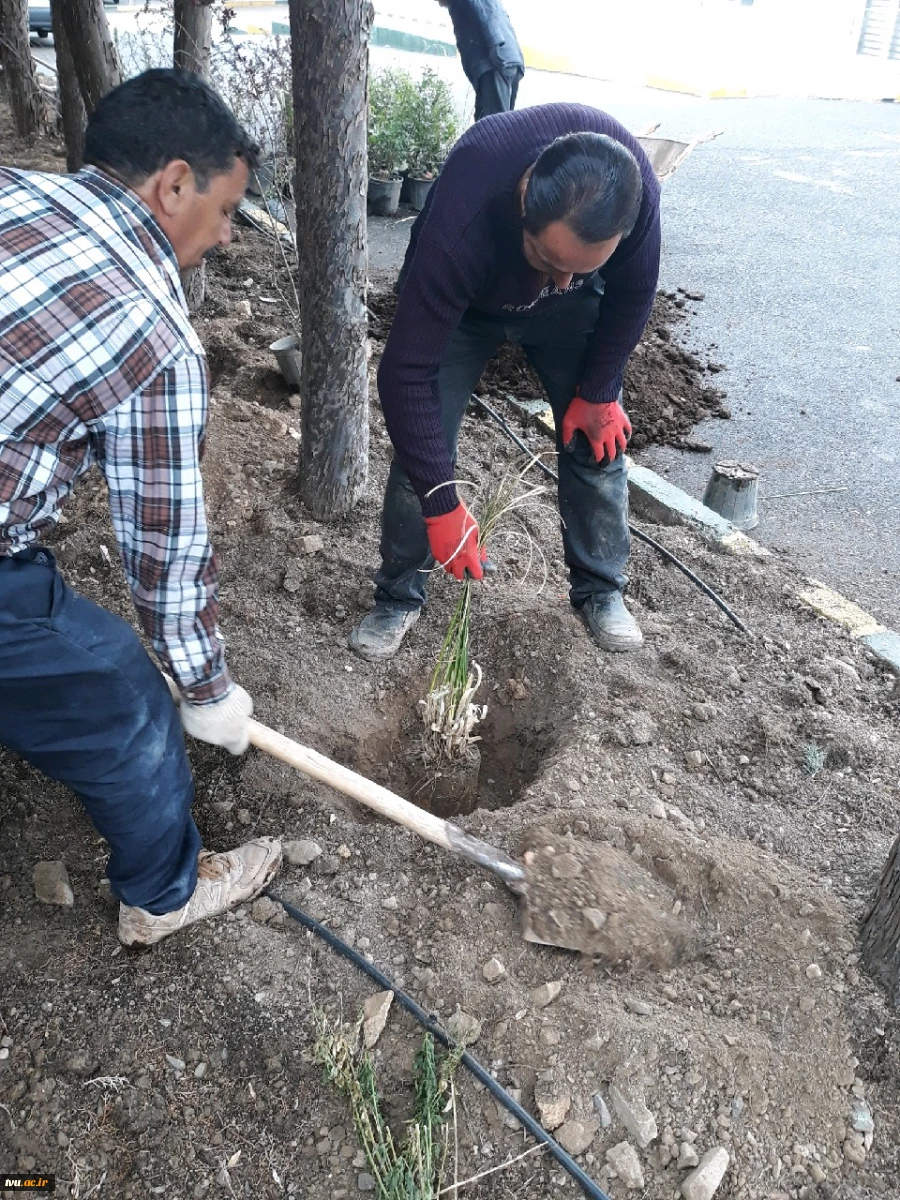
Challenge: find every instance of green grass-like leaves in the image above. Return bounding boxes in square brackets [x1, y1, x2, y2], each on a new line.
[423, 461, 549, 761]
[314, 1013, 465, 1200]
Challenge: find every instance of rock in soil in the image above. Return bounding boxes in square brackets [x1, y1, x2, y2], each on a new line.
[532, 980, 563, 1008]
[534, 1078, 571, 1131]
[446, 1009, 482, 1046]
[605, 1141, 645, 1189]
[557, 1118, 600, 1156]
[482, 957, 506, 983]
[610, 1082, 659, 1148]
[283, 838, 322, 866]
[678, 1142, 701, 1169]
[680, 1146, 730, 1200]
[362, 990, 394, 1049]
[33, 860, 74, 906]
[519, 827, 695, 964]
[250, 896, 281, 924]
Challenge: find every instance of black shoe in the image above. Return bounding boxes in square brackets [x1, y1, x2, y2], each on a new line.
[578, 592, 643, 653]
[349, 603, 420, 661]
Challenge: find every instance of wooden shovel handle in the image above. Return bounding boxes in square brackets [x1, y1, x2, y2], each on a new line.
[245, 715, 459, 852]
[163, 675, 452, 853]
[164, 675, 526, 888]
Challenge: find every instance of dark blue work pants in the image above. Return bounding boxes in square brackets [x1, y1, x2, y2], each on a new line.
[474, 67, 521, 120]
[375, 281, 631, 610]
[0, 549, 200, 914]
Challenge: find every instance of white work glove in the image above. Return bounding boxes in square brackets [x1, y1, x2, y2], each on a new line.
[180, 684, 253, 755]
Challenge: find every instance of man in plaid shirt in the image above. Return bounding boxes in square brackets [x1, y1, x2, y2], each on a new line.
[0, 70, 282, 947]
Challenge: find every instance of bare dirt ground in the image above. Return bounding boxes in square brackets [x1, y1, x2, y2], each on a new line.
[2, 119, 900, 1200]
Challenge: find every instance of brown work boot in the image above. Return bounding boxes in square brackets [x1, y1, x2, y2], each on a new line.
[118, 837, 282, 949]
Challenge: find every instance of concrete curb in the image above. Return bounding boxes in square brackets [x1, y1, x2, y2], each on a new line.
[503, 394, 900, 675]
[625, 464, 769, 559]
[634, 468, 900, 674]
[630, 469, 900, 673]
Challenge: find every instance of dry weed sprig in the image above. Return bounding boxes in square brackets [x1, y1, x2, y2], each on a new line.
[313, 1012, 464, 1200]
[421, 460, 548, 762]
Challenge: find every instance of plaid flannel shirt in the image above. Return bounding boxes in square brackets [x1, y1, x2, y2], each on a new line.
[0, 166, 230, 703]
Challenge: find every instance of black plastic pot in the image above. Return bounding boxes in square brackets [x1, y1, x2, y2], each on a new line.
[367, 177, 402, 217]
[407, 176, 434, 212]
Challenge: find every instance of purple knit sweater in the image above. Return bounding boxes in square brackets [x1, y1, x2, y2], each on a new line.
[377, 103, 661, 517]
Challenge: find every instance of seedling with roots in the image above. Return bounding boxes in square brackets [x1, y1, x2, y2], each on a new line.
[422, 460, 550, 763]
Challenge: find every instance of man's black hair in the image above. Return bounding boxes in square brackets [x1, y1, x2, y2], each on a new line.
[523, 132, 642, 243]
[83, 68, 260, 190]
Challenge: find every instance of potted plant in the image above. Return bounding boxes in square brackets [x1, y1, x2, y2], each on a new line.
[403, 68, 460, 211]
[367, 68, 413, 216]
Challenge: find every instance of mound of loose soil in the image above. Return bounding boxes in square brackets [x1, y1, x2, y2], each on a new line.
[2, 118, 899, 1200]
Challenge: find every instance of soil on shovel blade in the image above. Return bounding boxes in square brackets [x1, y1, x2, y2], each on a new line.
[2, 115, 900, 1200]
[519, 827, 696, 964]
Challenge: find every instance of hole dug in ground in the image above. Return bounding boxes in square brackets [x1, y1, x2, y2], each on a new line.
[342, 626, 578, 820]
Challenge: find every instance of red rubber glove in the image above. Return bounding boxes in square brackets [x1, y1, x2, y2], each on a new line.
[425, 501, 486, 582]
[561, 393, 632, 464]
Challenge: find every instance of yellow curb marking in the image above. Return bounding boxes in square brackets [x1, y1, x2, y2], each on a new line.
[643, 75, 748, 100]
[799, 579, 885, 638]
[720, 531, 771, 558]
[521, 46, 577, 74]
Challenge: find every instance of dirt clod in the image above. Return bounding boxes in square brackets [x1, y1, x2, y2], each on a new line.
[32, 860, 74, 907]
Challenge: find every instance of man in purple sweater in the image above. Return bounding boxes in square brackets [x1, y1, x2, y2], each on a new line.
[351, 104, 660, 661]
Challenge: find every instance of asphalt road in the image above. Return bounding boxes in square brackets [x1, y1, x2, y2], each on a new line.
[28, 28, 900, 626]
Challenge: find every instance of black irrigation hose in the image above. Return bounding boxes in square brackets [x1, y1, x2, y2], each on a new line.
[270, 892, 612, 1200]
[471, 394, 753, 638]
[627, 525, 752, 637]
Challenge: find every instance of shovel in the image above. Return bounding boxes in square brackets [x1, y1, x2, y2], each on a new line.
[166, 677, 692, 964]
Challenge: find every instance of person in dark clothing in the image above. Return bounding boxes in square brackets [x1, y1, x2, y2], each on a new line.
[438, 0, 524, 119]
[350, 104, 661, 663]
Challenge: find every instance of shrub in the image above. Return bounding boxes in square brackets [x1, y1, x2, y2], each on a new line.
[368, 68, 414, 180]
[404, 68, 460, 179]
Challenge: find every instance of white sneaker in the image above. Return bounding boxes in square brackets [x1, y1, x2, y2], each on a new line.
[118, 837, 282, 948]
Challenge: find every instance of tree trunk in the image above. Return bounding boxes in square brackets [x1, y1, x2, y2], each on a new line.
[173, 0, 213, 77]
[50, 0, 86, 170]
[289, 0, 372, 520]
[55, 0, 122, 116]
[173, 0, 213, 312]
[861, 832, 900, 1006]
[0, 0, 47, 137]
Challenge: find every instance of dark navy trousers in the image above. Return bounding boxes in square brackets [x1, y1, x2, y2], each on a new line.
[375, 280, 631, 610]
[0, 549, 200, 914]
